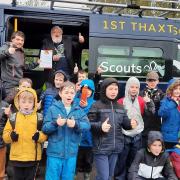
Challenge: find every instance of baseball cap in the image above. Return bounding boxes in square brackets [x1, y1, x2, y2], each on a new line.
[146, 71, 159, 81]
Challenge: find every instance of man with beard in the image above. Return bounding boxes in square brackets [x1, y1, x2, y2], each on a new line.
[0, 31, 39, 95]
[41, 26, 85, 81]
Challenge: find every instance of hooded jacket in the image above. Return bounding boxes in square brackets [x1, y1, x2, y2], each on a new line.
[74, 79, 95, 147]
[0, 42, 38, 90]
[128, 131, 178, 180]
[118, 77, 155, 137]
[3, 88, 47, 162]
[42, 99, 90, 159]
[88, 78, 132, 154]
[158, 79, 180, 143]
[40, 70, 68, 117]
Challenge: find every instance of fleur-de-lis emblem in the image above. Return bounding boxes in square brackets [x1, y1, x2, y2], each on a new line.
[144, 61, 165, 76]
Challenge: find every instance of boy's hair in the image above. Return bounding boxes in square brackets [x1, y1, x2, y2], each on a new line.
[55, 72, 64, 79]
[78, 70, 87, 77]
[18, 91, 34, 101]
[19, 78, 33, 87]
[59, 81, 75, 92]
[11, 31, 25, 40]
[166, 79, 180, 96]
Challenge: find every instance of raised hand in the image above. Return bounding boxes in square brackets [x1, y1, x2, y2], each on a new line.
[79, 32, 85, 44]
[2, 104, 12, 117]
[67, 117, 76, 128]
[143, 92, 151, 103]
[74, 63, 79, 74]
[8, 43, 17, 54]
[56, 115, 66, 126]
[102, 118, 111, 133]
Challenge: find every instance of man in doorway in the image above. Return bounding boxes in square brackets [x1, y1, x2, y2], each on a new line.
[41, 26, 85, 81]
[0, 31, 39, 95]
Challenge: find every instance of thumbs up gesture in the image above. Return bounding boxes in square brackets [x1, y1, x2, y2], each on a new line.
[102, 118, 111, 133]
[67, 116, 76, 128]
[74, 63, 79, 74]
[8, 43, 17, 54]
[143, 92, 150, 103]
[56, 115, 66, 126]
[79, 32, 85, 44]
[2, 104, 12, 117]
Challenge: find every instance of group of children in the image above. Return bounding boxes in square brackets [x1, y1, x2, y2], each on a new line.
[0, 69, 180, 180]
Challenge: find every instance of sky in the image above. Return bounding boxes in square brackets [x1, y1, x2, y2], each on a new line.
[0, 0, 12, 4]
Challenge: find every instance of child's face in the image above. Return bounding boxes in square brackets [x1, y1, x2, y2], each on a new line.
[146, 79, 159, 89]
[59, 86, 76, 106]
[172, 85, 180, 98]
[19, 95, 34, 112]
[149, 140, 162, 156]
[54, 73, 64, 88]
[87, 88, 92, 98]
[106, 83, 118, 100]
[19, 82, 31, 90]
[128, 84, 139, 97]
[78, 73, 87, 82]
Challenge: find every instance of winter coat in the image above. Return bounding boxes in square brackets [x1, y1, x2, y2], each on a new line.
[42, 35, 81, 75]
[0, 100, 9, 148]
[74, 79, 95, 147]
[140, 87, 164, 136]
[128, 148, 177, 180]
[0, 42, 38, 90]
[3, 88, 47, 162]
[88, 78, 132, 155]
[158, 97, 180, 143]
[42, 100, 90, 159]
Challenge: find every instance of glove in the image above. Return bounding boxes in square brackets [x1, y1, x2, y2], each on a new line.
[32, 131, 39, 142]
[10, 131, 19, 142]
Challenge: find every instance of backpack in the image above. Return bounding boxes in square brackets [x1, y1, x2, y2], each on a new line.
[9, 112, 43, 131]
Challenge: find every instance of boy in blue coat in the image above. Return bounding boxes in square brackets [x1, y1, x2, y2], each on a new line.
[42, 81, 90, 180]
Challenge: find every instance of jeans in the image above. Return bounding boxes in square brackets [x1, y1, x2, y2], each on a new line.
[114, 134, 142, 180]
[94, 153, 118, 180]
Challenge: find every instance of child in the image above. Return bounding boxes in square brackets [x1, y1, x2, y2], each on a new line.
[0, 82, 9, 180]
[158, 79, 180, 149]
[128, 131, 178, 180]
[4, 77, 32, 104]
[3, 88, 47, 180]
[40, 70, 68, 117]
[88, 77, 137, 180]
[140, 71, 164, 146]
[115, 76, 155, 180]
[42, 81, 90, 180]
[74, 79, 95, 180]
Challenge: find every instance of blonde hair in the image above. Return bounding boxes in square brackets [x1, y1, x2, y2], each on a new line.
[19, 78, 32, 87]
[18, 91, 34, 101]
[166, 79, 180, 96]
[59, 81, 75, 92]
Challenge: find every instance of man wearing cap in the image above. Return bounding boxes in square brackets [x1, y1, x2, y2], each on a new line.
[140, 71, 164, 147]
[41, 26, 85, 81]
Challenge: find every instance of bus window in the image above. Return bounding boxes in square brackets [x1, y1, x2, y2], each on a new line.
[97, 45, 164, 78]
[172, 45, 180, 78]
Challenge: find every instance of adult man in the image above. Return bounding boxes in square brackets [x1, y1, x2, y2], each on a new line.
[0, 31, 39, 94]
[41, 26, 84, 80]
